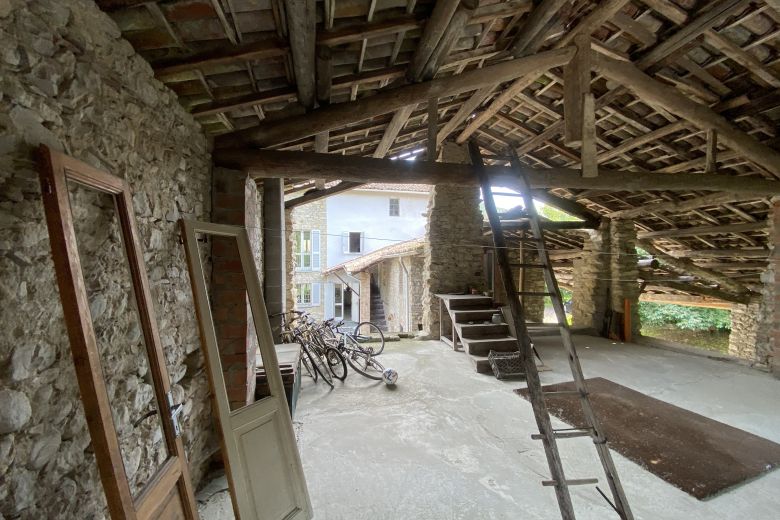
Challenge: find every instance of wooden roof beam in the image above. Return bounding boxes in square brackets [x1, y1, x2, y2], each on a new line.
[592, 52, 780, 179]
[215, 47, 575, 148]
[608, 192, 764, 219]
[212, 149, 780, 195]
[637, 221, 767, 239]
[285, 0, 316, 110]
[638, 239, 752, 295]
[285, 181, 363, 209]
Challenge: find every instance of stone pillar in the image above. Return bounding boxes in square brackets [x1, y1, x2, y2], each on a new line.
[610, 219, 641, 338]
[730, 200, 776, 371]
[421, 142, 485, 337]
[211, 169, 259, 408]
[772, 199, 780, 378]
[573, 221, 609, 332]
[284, 208, 297, 313]
[359, 272, 371, 323]
[521, 247, 546, 323]
[263, 179, 285, 342]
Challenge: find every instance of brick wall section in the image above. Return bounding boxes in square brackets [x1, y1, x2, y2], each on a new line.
[421, 142, 485, 337]
[773, 199, 780, 378]
[211, 170, 260, 409]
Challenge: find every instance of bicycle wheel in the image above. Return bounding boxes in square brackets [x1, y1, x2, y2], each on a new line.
[303, 344, 334, 389]
[300, 351, 316, 381]
[346, 349, 384, 380]
[353, 321, 385, 355]
[325, 347, 347, 381]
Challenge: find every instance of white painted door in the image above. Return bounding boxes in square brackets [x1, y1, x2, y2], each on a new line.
[180, 219, 312, 520]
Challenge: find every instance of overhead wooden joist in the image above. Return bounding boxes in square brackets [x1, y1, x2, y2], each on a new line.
[637, 221, 768, 239]
[637, 239, 752, 295]
[215, 48, 575, 148]
[608, 192, 765, 219]
[213, 149, 780, 195]
[284, 181, 363, 209]
[591, 52, 780, 179]
[638, 277, 752, 305]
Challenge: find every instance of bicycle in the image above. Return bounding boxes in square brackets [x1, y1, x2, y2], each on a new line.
[323, 318, 386, 380]
[272, 311, 347, 388]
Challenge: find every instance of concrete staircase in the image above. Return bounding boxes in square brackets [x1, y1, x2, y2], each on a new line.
[370, 284, 387, 331]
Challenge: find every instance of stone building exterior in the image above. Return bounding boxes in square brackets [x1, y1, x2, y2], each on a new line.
[289, 198, 328, 320]
[0, 0, 217, 517]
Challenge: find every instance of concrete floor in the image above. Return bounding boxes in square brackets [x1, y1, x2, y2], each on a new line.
[197, 336, 780, 519]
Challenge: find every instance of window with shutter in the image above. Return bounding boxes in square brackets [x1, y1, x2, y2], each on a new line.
[389, 198, 400, 216]
[311, 230, 320, 270]
[311, 283, 321, 306]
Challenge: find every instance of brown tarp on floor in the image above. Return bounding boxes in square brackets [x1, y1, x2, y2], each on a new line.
[516, 377, 780, 500]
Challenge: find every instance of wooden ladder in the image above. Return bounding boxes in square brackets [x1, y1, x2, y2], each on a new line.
[468, 142, 633, 520]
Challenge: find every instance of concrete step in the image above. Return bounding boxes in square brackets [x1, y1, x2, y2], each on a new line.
[452, 309, 500, 323]
[446, 296, 494, 310]
[462, 337, 518, 356]
[457, 323, 509, 338]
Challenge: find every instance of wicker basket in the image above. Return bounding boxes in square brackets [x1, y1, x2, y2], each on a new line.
[488, 350, 525, 380]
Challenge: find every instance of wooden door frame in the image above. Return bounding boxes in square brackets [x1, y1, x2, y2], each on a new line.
[37, 145, 198, 520]
[179, 219, 311, 520]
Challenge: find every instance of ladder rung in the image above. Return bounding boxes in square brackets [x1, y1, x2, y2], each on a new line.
[542, 478, 599, 487]
[531, 428, 593, 440]
[517, 291, 553, 297]
[509, 263, 547, 268]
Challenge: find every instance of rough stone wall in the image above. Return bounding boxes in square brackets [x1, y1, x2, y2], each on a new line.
[520, 248, 546, 323]
[408, 255, 425, 332]
[376, 256, 423, 333]
[0, 1, 214, 517]
[290, 199, 327, 318]
[609, 219, 641, 337]
[284, 208, 296, 313]
[572, 221, 610, 332]
[729, 204, 775, 365]
[572, 219, 641, 336]
[421, 143, 484, 337]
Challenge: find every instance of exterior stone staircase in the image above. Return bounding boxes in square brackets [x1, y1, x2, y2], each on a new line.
[370, 283, 387, 331]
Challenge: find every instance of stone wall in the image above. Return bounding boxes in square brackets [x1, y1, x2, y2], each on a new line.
[376, 254, 424, 333]
[520, 248, 546, 323]
[572, 219, 640, 337]
[420, 143, 485, 337]
[572, 223, 610, 331]
[0, 0, 215, 517]
[290, 199, 327, 319]
[729, 203, 775, 366]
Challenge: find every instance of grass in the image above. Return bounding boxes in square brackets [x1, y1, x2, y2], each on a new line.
[641, 325, 730, 354]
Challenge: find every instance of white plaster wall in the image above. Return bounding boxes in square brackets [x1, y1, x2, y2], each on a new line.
[325, 190, 429, 268]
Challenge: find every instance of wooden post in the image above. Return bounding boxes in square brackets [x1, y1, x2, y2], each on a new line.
[706, 129, 718, 173]
[563, 35, 592, 146]
[427, 97, 438, 162]
[580, 93, 597, 178]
